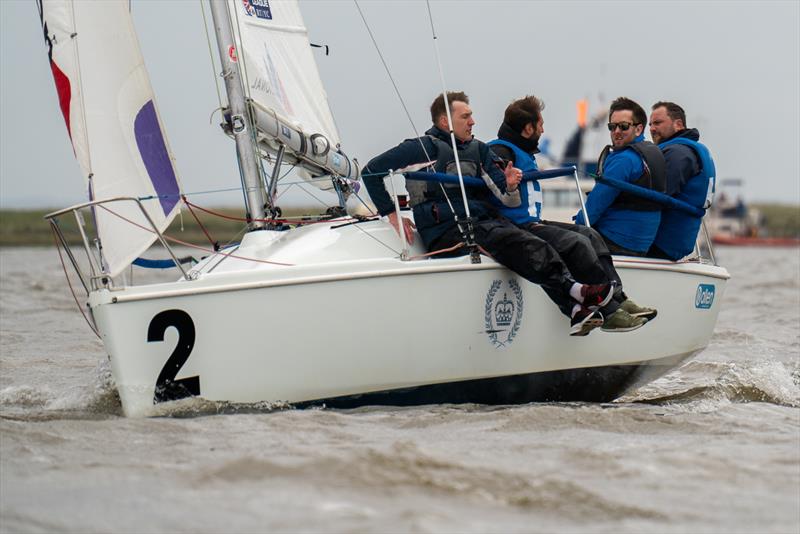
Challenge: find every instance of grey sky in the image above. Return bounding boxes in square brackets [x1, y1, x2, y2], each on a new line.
[1, 0, 798, 209]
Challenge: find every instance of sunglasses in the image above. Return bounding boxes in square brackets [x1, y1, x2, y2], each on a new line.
[607, 122, 639, 132]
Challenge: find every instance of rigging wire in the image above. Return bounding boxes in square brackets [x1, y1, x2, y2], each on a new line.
[200, 0, 224, 110]
[354, 0, 468, 253]
[424, 0, 471, 222]
[353, 0, 428, 152]
[51, 225, 101, 338]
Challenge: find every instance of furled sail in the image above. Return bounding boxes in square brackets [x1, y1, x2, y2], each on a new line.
[228, 0, 355, 183]
[38, 0, 182, 277]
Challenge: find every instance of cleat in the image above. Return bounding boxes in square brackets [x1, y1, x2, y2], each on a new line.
[601, 308, 647, 333]
[570, 307, 604, 336]
[620, 299, 658, 320]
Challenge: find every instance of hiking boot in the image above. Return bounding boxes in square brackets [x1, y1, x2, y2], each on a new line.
[620, 299, 658, 320]
[570, 307, 604, 336]
[580, 283, 615, 310]
[601, 308, 647, 333]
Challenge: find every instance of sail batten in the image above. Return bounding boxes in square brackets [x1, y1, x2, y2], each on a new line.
[39, 0, 182, 277]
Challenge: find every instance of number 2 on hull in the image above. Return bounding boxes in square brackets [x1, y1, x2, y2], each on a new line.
[147, 310, 200, 403]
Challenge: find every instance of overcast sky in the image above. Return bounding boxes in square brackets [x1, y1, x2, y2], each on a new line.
[1, 0, 798, 209]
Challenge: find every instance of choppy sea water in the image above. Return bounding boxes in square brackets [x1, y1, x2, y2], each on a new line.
[1, 246, 798, 533]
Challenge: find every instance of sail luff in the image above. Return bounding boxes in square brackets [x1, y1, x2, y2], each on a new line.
[208, 0, 268, 226]
[228, 0, 357, 185]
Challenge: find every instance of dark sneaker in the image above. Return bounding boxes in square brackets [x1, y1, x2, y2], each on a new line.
[620, 299, 658, 320]
[580, 283, 615, 310]
[570, 307, 604, 336]
[601, 308, 646, 333]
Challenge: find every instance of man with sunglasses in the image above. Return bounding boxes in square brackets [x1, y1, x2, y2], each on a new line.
[574, 97, 666, 256]
[647, 101, 716, 260]
[487, 95, 654, 331]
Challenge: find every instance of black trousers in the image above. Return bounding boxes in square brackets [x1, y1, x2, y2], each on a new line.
[431, 218, 578, 318]
[534, 220, 627, 303]
[431, 218, 625, 318]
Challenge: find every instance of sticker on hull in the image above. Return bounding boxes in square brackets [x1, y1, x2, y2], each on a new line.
[485, 278, 524, 348]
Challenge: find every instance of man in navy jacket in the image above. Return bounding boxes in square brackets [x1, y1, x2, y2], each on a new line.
[648, 102, 715, 259]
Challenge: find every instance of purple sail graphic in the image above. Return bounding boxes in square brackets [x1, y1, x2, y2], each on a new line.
[134, 101, 179, 216]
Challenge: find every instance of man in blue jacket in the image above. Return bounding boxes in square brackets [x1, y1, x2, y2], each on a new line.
[574, 97, 666, 256]
[488, 95, 654, 330]
[648, 101, 716, 260]
[363, 91, 618, 336]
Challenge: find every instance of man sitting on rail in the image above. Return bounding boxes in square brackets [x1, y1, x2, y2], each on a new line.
[647, 101, 716, 260]
[574, 97, 667, 257]
[487, 95, 655, 330]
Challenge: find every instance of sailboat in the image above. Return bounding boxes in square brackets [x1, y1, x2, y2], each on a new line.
[38, 0, 729, 417]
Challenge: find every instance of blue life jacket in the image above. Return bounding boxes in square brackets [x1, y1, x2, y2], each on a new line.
[652, 137, 716, 259]
[487, 139, 542, 224]
[597, 141, 667, 211]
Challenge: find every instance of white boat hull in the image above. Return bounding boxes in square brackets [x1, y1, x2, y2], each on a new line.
[87, 221, 729, 417]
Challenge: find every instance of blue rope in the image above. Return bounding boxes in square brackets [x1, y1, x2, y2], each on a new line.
[593, 175, 705, 217]
[404, 166, 576, 186]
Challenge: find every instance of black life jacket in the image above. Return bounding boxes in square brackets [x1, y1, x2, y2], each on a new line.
[597, 141, 666, 211]
[407, 136, 487, 206]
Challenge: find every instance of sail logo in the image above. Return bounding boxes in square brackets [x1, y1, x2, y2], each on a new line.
[695, 284, 715, 309]
[485, 279, 524, 348]
[243, 0, 273, 20]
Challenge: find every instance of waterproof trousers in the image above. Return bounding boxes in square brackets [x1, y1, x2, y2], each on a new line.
[531, 220, 627, 304]
[430, 218, 578, 318]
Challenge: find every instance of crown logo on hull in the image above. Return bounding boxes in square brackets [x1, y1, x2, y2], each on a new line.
[495, 293, 514, 326]
[485, 279, 524, 349]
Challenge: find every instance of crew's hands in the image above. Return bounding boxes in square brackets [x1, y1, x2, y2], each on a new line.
[504, 161, 522, 191]
[388, 211, 416, 245]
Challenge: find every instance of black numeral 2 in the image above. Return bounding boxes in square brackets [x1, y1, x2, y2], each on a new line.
[147, 310, 200, 404]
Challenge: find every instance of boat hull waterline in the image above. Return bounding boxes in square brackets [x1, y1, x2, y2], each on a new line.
[87, 224, 729, 417]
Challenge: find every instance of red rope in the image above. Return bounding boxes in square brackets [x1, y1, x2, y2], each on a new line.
[51, 225, 101, 338]
[181, 196, 218, 249]
[97, 205, 295, 267]
[181, 198, 353, 226]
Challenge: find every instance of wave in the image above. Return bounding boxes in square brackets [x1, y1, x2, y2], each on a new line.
[628, 359, 800, 408]
[0, 361, 122, 420]
[195, 440, 665, 521]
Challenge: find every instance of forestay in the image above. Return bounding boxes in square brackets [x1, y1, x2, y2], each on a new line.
[228, 0, 350, 186]
[38, 0, 182, 277]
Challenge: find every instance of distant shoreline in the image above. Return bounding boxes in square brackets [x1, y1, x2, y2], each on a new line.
[0, 206, 329, 247]
[1, 203, 797, 246]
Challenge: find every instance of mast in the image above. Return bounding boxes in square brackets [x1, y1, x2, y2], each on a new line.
[208, 0, 267, 228]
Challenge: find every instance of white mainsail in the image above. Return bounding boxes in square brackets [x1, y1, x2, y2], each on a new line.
[227, 0, 354, 183]
[38, 0, 182, 277]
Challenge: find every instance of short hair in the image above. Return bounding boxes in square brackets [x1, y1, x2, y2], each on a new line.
[609, 97, 647, 126]
[652, 101, 687, 126]
[430, 91, 469, 123]
[503, 95, 545, 134]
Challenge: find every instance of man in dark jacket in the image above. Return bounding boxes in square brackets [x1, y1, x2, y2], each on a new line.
[362, 91, 617, 336]
[574, 97, 667, 255]
[648, 102, 716, 259]
[488, 95, 654, 329]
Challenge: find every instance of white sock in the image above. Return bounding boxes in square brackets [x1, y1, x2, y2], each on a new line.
[571, 304, 582, 318]
[569, 283, 584, 303]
